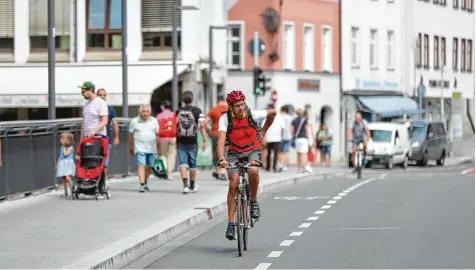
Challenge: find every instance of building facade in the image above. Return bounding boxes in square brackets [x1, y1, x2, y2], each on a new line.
[225, 0, 343, 160]
[0, 0, 229, 120]
[340, 0, 424, 126]
[341, 0, 403, 94]
[402, 0, 475, 138]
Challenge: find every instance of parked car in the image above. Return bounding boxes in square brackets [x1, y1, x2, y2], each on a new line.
[409, 120, 448, 166]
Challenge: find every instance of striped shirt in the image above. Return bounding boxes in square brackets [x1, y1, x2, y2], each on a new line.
[82, 97, 108, 137]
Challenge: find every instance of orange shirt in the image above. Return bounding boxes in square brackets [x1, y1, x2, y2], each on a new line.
[208, 104, 228, 137]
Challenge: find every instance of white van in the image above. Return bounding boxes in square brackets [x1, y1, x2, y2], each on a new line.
[365, 122, 412, 170]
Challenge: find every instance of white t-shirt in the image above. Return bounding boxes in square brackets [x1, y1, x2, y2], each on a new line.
[218, 110, 268, 132]
[261, 114, 284, 143]
[82, 97, 108, 136]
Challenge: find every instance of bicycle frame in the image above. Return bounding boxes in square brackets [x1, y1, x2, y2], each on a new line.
[355, 142, 365, 179]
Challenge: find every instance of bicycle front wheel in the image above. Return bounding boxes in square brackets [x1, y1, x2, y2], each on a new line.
[236, 194, 243, 256]
[243, 195, 250, 251]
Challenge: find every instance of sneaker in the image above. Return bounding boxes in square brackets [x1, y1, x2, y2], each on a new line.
[225, 222, 235, 240]
[304, 166, 313, 173]
[182, 186, 190, 194]
[189, 184, 199, 193]
[282, 166, 288, 172]
[144, 184, 150, 191]
[250, 200, 261, 219]
[139, 185, 146, 193]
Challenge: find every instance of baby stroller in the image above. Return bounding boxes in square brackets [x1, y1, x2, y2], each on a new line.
[72, 135, 111, 200]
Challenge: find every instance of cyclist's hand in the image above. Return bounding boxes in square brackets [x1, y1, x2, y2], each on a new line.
[218, 159, 228, 168]
[259, 130, 265, 143]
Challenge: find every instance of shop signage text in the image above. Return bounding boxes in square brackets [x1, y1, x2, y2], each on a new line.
[298, 79, 320, 91]
[0, 94, 151, 108]
[429, 79, 450, 89]
[355, 79, 399, 90]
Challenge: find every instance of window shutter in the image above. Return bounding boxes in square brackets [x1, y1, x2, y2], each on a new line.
[141, 0, 181, 32]
[29, 0, 70, 36]
[0, 0, 14, 38]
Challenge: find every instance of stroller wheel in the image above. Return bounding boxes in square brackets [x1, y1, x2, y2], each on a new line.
[95, 194, 99, 200]
[106, 189, 111, 200]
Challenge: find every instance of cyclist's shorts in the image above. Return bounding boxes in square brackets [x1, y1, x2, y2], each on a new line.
[226, 148, 262, 175]
[352, 138, 365, 147]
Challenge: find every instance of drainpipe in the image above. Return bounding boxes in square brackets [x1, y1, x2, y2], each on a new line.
[467, 99, 475, 133]
[339, 0, 344, 161]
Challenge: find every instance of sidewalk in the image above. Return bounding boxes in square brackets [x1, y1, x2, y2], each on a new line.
[0, 166, 349, 269]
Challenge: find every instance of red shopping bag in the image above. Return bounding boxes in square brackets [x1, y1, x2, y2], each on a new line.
[307, 150, 315, 163]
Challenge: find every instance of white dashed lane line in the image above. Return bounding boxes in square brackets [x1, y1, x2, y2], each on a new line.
[254, 175, 383, 270]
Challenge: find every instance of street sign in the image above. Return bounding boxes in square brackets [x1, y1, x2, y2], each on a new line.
[247, 38, 266, 57]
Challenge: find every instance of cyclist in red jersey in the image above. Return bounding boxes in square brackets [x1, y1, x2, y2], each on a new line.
[217, 90, 276, 240]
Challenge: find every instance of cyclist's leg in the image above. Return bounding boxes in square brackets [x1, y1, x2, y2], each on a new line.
[225, 151, 240, 240]
[351, 142, 358, 167]
[247, 149, 262, 219]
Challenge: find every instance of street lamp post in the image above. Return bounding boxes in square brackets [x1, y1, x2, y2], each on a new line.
[208, 26, 229, 110]
[172, 4, 199, 112]
[47, 0, 55, 119]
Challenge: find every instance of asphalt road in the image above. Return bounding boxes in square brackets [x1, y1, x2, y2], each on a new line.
[128, 164, 475, 269]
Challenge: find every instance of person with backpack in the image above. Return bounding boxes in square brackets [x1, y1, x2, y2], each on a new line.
[156, 100, 177, 180]
[176, 91, 207, 194]
[216, 90, 277, 240]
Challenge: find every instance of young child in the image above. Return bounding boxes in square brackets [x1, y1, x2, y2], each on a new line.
[56, 132, 76, 197]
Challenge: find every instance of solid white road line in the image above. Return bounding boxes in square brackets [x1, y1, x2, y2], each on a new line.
[289, 231, 303, 236]
[307, 216, 319, 220]
[299, 223, 312, 228]
[255, 263, 272, 269]
[267, 251, 283, 258]
[279, 240, 295, 246]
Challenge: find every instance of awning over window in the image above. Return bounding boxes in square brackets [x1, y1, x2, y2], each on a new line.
[357, 96, 423, 118]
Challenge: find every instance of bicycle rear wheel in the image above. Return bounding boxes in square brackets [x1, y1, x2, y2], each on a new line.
[236, 194, 243, 256]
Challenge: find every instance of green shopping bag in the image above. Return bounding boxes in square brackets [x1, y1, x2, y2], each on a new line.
[151, 156, 168, 179]
[196, 132, 213, 167]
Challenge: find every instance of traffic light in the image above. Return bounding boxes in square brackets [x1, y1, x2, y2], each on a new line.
[259, 74, 271, 96]
[253, 67, 263, 96]
[253, 67, 272, 96]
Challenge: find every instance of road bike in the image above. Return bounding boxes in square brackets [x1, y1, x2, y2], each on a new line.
[226, 160, 262, 256]
[355, 142, 365, 179]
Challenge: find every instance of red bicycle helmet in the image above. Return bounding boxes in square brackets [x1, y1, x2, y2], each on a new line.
[226, 90, 246, 105]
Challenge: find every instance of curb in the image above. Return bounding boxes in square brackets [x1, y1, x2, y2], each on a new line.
[63, 172, 338, 269]
[445, 156, 474, 167]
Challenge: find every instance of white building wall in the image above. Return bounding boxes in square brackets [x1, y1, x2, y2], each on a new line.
[403, 0, 475, 100]
[0, 0, 228, 106]
[341, 0, 403, 92]
[226, 71, 344, 162]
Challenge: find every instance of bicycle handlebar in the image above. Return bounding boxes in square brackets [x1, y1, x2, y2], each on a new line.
[225, 160, 263, 169]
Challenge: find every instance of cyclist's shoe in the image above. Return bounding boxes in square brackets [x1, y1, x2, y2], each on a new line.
[250, 200, 261, 219]
[225, 222, 235, 240]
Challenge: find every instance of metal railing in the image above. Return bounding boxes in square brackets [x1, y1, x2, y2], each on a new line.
[0, 118, 136, 201]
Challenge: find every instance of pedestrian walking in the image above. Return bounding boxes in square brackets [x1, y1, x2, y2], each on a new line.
[278, 105, 293, 172]
[207, 93, 228, 180]
[78, 81, 109, 139]
[262, 104, 284, 172]
[176, 91, 207, 194]
[291, 109, 312, 174]
[56, 132, 76, 197]
[96, 88, 120, 178]
[128, 104, 160, 193]
[156, 100, 177, 180]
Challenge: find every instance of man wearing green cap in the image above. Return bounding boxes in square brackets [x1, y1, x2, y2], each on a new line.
[78, 81, 109, 139]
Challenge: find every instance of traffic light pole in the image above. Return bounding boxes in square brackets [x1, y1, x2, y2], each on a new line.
[253, 31, 259, 109]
